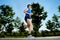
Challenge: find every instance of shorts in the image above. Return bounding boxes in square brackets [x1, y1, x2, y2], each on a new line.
[25, 14, 31, 22]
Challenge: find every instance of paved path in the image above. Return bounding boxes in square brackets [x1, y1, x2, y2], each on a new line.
[0, 36, 60, 40]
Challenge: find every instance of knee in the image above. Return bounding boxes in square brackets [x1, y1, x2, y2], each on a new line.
[27, 24, 30, 27]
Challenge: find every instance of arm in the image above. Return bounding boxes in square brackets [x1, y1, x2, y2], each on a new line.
[30, 13, 33, 16]
[24, 9, 27, 14]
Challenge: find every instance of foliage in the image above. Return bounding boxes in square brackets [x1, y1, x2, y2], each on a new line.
[31, 3, 47, 31]
[46, 14, 60, 31]
[31, 3, 47, 37]
[52, 14, 58, 22]
[58, 6, 60, 12]
[46, 20, 55, 31]
[0, 5, 15, 32]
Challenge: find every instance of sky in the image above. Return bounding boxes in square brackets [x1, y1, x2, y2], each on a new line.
[0, 0, 60, 31]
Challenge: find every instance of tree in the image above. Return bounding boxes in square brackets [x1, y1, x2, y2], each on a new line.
[14, 17, 27, 36]
[58, 6, 60, 12]
[5, 16, 22, 35]
[18, 23, 26, 32]
[46, 20, 55, 31]
[52, 14, 58, 22]
[0, 5, 15, 32]
[52, 14, 60, 28]
[57, 6, 60, 28]
[14, 17, 21, 27]
[18, 22, 28, 36]
[46, 14, 60, 31]
[58, 6, 60, 18]
[6, 23, 14, 34]
[31, 3, 47, 37]
[14, 17, 26, 32]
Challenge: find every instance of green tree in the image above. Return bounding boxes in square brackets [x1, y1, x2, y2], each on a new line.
[14, 17, 26, 32]
[58, 6, 60, 12]
[14, 17, 27, 36]
[14, 17, 21, 27]
[46, 14, 60, 31]
[58, 6, 60, 18]
[18, 23, 26, 32]
[46, 20, 55, 31]
[18, 22, 28, 37]
[0, 5, 15, 32]
[52, 14, 60, 28]
[57, 6, 60, 28]
[52, 14, 58, 22]
[6, 23, 14, 35]
[31, 3, 47, 37]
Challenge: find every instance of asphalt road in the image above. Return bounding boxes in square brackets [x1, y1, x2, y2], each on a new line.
[0, 36, 60, 40]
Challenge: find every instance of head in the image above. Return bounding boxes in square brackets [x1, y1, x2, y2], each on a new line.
[27, 4, 32, 8]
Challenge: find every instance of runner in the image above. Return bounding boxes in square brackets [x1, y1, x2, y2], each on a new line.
[23, 4, 34, 38]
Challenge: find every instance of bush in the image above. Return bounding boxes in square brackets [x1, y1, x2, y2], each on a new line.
[0, 31, 6, 38]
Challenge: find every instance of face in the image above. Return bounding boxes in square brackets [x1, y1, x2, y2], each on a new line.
[29, 5, 32, 8]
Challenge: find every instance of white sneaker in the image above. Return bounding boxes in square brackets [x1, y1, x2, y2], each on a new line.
[27, 35, 35, 38]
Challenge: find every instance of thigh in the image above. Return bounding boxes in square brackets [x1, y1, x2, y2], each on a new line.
[27, 19, 32, 25]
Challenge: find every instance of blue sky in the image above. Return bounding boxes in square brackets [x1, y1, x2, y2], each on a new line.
[0, 0, 60, 30]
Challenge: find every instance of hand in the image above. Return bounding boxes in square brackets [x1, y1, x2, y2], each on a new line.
[29, 13, 33, 16]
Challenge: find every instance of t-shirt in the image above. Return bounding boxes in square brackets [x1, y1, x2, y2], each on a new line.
[25, 8, 32, 16]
